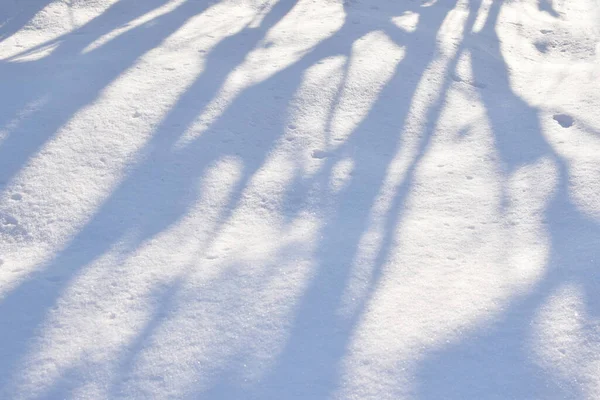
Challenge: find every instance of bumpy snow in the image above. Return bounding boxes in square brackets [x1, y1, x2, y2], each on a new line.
[1, 0, 599, 398]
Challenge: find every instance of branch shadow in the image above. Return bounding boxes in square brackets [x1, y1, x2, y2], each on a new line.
[2, 0, 595, 398]
[0, 0, 190, 187]
[0, 0, 55, 43]
[189, 0, 467, 398]
[27, 0, 462, 397]
[538, 0, 560, 18]
[0, 0, 287, 396]
[415, 0, 600, 398]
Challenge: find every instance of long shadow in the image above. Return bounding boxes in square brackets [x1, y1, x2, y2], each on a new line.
[0, 0, 260, 395]
[194, 0, 466, 398]
[0, 0, 303, 397]
[4, 0, 592, 398]
[538, 0, 560, 17]
[0, 0, 172, 188]
[28, 279, 183, 400]
[416, 1, 600, 398]
[0, 0, 192, 188]
[38, 0, 462, 397]
[0, 0, 55, 43]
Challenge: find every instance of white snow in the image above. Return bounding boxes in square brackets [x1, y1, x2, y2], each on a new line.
[1, 0, 599, 398]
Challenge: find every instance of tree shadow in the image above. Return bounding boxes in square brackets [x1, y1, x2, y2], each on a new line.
[2, 0, 595, 398]
[28, 279, 183, 400]
[23, 0, 462, 397]
[415, 0, 600, 398]
[0, 0, 55, 43]
[0, 0, 291, 396]
[189, 0, 467, 398]
[538, 0, 560, 17]
[0, 0, 190, 188]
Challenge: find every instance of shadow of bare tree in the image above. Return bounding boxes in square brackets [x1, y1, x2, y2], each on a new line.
[0, 0, 597, 399]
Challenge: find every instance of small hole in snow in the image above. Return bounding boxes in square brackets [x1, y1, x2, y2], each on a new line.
[311, 150, 329, 159]
[553, 113, 574, 128]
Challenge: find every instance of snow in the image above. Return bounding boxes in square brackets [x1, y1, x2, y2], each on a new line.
[0, 0, 599, 398]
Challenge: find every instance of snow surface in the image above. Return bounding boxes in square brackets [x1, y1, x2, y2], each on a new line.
[1, 0, 599, 398]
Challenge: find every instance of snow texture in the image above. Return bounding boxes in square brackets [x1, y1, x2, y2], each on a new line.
[0, 0, 599, 399]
